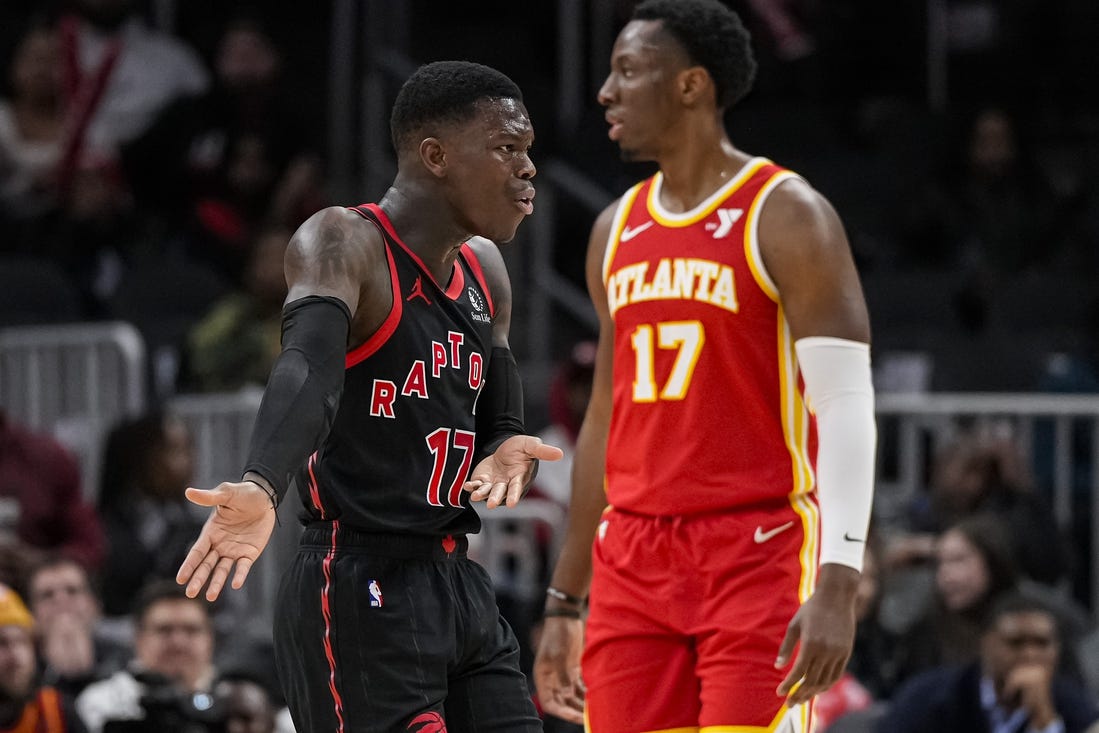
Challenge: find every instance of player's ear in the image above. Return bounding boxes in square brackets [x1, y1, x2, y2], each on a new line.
[679, 65, 714, 108]
[420, 137, 448, 178]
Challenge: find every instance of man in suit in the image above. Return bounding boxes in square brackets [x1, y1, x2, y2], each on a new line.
[879, 593, 1098, 733]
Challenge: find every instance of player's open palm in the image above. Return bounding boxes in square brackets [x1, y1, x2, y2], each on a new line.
[176, 481, 276, 602]
[464, 435, 563, 508]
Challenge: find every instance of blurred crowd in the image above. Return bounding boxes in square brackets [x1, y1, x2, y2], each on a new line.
[0, 0, 323, 398]
[3, 0, 1099, 731]
[4, 0, 1099, 394]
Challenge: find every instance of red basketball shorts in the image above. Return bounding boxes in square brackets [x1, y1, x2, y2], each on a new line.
[582, 499, 819, 732]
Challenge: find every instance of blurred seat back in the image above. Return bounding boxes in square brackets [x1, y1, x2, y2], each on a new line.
[109, 258, 232, 398]
[0, 256, 83, 327]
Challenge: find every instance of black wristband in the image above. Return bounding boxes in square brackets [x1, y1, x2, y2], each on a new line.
[546, 586, 585, 606]
[244, 478, 279, 510]
[542, 608, 583, 620]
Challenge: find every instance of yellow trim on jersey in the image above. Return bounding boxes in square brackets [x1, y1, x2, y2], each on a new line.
[791, 492, 821, 602]
[777, 310, 814, 498]
[647, 158, 771, 228]
[744, 171, 801, 303]
[603, 181, 647, 285]
[777, 309, 819, 602]
[694, 702, 803, 732]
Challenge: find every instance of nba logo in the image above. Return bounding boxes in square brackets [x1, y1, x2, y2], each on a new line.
[369, 579, 383, 608]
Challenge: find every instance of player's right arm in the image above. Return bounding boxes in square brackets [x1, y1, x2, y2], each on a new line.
[178, 206, 381, 602]
[533, 202, 617, 724]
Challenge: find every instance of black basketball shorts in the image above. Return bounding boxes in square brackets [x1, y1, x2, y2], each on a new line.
[273, 523, 542, 732]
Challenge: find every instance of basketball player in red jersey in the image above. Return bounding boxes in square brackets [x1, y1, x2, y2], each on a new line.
[529, 1, 876, 731]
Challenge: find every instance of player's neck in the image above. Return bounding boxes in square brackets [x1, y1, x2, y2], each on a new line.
[379, 183, 467, 282]
[656, 137, 750, 213]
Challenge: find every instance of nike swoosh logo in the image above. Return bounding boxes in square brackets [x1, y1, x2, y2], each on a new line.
[753, 521, 795, 544]
[620, 220, 654, 242]
[844, 532, 865, 543]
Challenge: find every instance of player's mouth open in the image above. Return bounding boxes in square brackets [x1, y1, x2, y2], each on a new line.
[515, 188, 535, 215]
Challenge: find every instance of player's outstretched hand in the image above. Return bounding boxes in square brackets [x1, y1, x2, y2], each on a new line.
[463, 435, 563, 508]
[176, 480, 277, 602]
[533, 616, 586, 724]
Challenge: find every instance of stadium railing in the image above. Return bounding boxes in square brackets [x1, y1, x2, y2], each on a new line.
[167, 389, 301, 635]
[471, 498, 567, 604]
[0, 321, 146, 500]
[876, 391, 1099, 611]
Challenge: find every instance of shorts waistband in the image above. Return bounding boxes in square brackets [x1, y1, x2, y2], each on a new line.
[610, 495, 797, 520]
[300, 523, 468, 559]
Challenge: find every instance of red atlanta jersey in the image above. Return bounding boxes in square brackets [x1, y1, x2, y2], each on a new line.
[603, 158, 818, 516]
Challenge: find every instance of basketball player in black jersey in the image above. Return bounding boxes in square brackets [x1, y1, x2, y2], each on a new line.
[175, 61, 562, 732]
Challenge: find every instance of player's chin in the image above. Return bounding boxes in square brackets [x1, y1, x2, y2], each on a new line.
[618, 144, 647, 163]
[617, 137, 659, 163]
[488, 217, 525, 244]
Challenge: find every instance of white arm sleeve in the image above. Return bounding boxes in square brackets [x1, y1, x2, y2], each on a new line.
[795, 336, 876, 572]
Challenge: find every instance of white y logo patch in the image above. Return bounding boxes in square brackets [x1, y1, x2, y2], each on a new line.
[710, 208, 743, 239]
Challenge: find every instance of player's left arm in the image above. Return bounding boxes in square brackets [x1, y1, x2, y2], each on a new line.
[463, 238, 562, 508]
[759, 177, 875, 706]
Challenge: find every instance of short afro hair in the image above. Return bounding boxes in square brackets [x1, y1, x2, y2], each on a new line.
[632, 0, 756, 110]
[982, 591, 1059, 637]
[390, 60, 523, 154]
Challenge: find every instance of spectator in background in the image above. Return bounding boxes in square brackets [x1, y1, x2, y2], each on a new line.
[0, 21, 63, 235]
[97, 412, 202, 618]
[58, 0, 207, 191]
[213, 671, 283, 733]
[878, 593, 1099, 733]
[125, 16, 326, 282]
[527, 339, 595, 508]
[897, 512, 1090, 690]
[26, 557, 128, 698]
[10, 0, 210, 317]
[891, 515, 1022, 686]
[32, 149, 158, 319]
[887, 421, 1070, 589]
[0, 410, 105, 592]
[181, 225, 290, 393]
[75, 581, 216, 733]
[0, 583, 88, 733]
[899, 105, 1062, 274]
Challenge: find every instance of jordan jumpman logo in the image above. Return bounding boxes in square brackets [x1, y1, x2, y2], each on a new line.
[406, 275, 431, 304]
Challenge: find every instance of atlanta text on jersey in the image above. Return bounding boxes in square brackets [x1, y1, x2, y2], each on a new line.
[607, 257, 739, 316]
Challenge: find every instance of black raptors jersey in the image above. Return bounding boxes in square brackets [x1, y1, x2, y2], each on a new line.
[290, 203, 496, 536]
